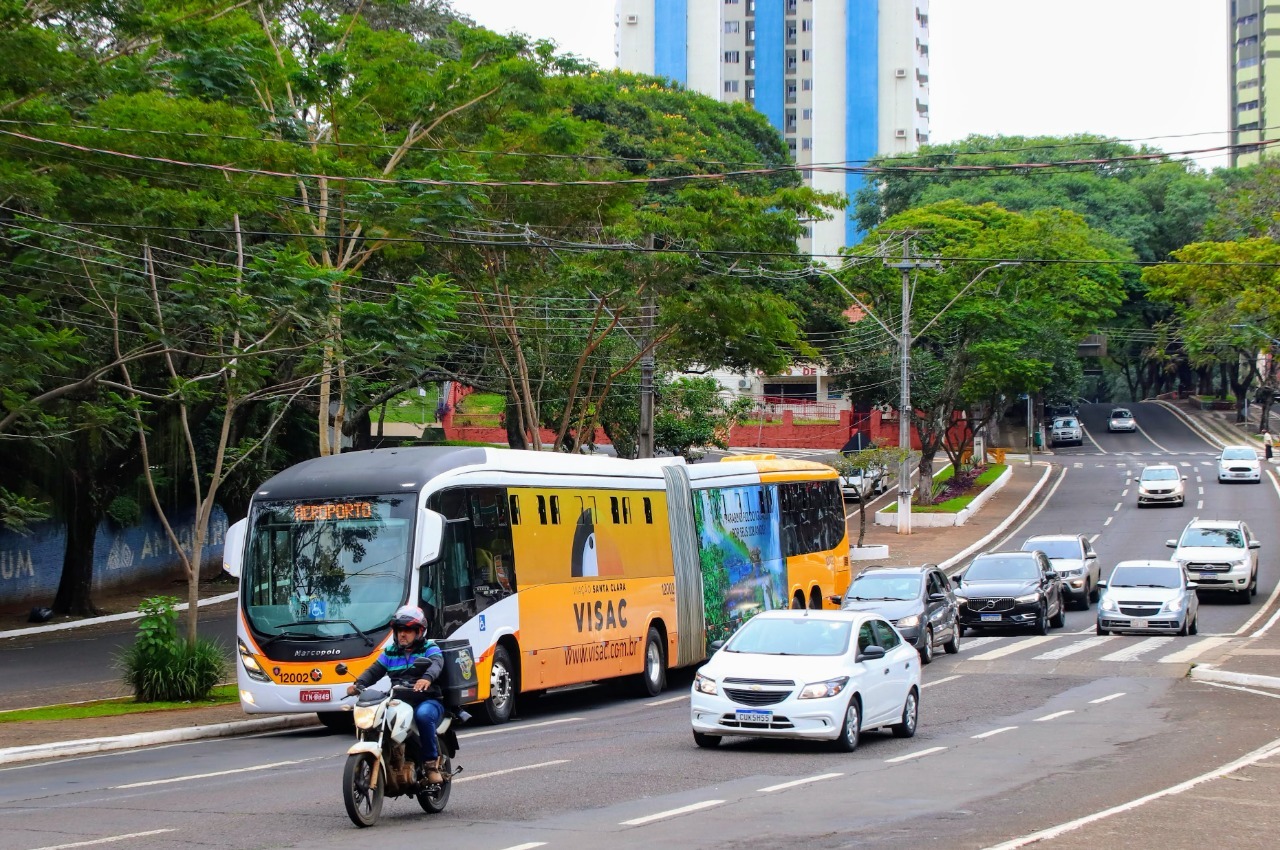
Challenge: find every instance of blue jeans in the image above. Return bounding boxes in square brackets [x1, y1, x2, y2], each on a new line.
[413, 699, 444, 760]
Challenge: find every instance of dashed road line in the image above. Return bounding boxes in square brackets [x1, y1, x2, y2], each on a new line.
[1033, 636, 1113, 660]
[456, 760, 571, 784]
[921, 675, 960, 689]
[758, 772, 843, 793]
[620, 799, 724, 826]
[1089, 692, 1126, 704]
[1034, 710, 1075, 722]
[969, 636, 1056, 661]
[885, 746, 947, 764]
[971, 726, 1018, 739]
[1099, 636, 1174, 662]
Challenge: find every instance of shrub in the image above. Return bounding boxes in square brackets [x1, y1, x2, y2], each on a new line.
[119, 596, 227, 702]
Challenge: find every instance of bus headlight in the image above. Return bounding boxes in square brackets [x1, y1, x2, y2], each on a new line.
[237, 639, 269, 683]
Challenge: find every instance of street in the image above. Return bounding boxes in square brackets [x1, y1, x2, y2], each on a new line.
[1, 402, 1278, 849]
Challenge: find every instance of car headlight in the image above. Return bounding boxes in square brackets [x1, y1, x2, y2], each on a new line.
[1015, 593, 1039, 604]
[1231, 559, 1248, 571]
[798, 677, 850, 700]
[1163, 597, 1185, 613]
[353, 705, 379, 729]
[1058, 568, 1081, 577]
[895, 614, 921, 628]
[693, 672, 718, 696]
[1100, 597, 1118, 612]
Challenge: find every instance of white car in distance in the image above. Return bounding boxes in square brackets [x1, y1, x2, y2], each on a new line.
[691, 609, 921, 752]
[1217, 445, 1262, 484]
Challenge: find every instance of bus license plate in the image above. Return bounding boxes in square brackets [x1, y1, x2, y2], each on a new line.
[736, 710, 772, 724]
[981, 613, 1002, 622]
[300, 689, 331, 703]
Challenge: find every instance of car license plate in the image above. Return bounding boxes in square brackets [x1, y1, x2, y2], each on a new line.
[1129, 619, 1147, 629]
[299, 688, 331, 703]
[736, 710, 772, 724]
[981, 613, 1002, 622]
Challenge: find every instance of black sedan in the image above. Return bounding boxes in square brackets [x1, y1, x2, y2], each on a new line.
[841, 565, 961, 663]
[952, 551, 1066, 635]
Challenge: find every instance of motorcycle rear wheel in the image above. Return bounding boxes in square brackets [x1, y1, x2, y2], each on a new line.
[343, 752, 384, 828]
[417, 755, 453, 813]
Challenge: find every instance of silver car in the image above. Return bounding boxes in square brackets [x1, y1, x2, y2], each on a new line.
[1107, 408, 1137, 432]
[1096, 560, 1199, 636]
[1217, 445, 1262, 484]
[1021, 533, 1101, 609]
[1136, 463, 1186, 507]
[1050, 417, 1083, 447]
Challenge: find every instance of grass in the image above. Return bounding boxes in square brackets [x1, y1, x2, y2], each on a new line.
[882, 463, 1007, 513]
[458, 392, 505, 414]
[0, 684, 239, 724]
[379, 386, 440, 424]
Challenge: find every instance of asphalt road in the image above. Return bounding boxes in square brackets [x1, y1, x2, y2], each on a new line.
[2, 401, 1279, 849]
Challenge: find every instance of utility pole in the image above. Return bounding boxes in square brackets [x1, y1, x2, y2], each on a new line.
[637, 234, 656, 458]
[885, 235, 939, 535]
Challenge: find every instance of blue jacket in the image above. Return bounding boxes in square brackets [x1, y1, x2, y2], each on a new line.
[354, 637, 444, 702]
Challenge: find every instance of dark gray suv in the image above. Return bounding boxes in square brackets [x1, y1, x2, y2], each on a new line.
[952, 551, 1066, 635]
[841, 565, 961, 664]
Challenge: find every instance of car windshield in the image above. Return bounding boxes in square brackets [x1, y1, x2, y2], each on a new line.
[965, 556, 1039, 582]
[1179, 527, 1244, 548]
[845, 573, 922, 601]
[724, 616, 853, 656]
[1141, 468, 1179, 481]
[1222, 448, 1257, 460]
[1054, 419, 1078, 428]
[1111, 410, 1131, 419]
[1109, 566, 1181, 589]
[1023, 539, 1081, 560]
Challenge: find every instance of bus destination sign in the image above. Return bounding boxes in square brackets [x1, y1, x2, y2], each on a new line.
[293, 501, 374, 522]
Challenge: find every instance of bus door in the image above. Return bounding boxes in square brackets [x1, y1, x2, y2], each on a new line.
[423, 487, 518, 638]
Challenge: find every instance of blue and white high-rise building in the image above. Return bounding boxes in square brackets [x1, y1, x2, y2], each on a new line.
[616, 0, 930, 256]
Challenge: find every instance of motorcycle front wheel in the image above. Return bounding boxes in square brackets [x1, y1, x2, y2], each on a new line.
[416, 755, 452, 814]
[343, 752, 384, 828]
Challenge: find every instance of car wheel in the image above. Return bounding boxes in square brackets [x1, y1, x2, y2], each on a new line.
[1251, 570, 1259, 597]
[1190, 616, 1198, 635]
[693, 731, 721, 749]
[1034, 608, 1049, 636]
[891, 688, 919, 739]
[1076, 583, 1092, 611]
[943, 625, 960, 655]
[1096, 623, 1109, 636]
[831, 696, 861, 753]
[1218, 476, 1225, 483]
[1089, 582, 1101, 603]
[918, 628, 934, 665]
[1050, 603, 1065, 629]
[1239, 584, 1253, 605]
[1177, 616, 1189, 637]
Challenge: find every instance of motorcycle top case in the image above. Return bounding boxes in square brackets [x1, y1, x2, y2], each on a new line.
[437, 639, 479, 708]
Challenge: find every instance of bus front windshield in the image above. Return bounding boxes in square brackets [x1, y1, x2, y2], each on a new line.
[243, 496, 414, 639]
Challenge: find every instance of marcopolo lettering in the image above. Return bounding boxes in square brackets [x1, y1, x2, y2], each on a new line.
[573, 598, 628, 632]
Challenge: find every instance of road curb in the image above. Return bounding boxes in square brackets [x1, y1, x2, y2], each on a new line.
[0, 592, 238, 640]
[938, 462, 1057, 572]
[1189, 665, 1280, 692]
[0, 714, 319, 766]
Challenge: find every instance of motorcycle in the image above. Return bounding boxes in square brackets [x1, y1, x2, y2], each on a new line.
[341, 686, 465, 828]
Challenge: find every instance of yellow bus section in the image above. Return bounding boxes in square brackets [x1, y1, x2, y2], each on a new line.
[508, 485, 677, 692]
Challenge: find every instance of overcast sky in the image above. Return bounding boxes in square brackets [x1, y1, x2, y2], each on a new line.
[447, 1, 1231, 171]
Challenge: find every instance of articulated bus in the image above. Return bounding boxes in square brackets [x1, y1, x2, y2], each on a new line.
[222, 447, 850, 725]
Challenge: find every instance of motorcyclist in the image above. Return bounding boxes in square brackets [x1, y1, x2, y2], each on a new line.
[346, 605, 446, 783]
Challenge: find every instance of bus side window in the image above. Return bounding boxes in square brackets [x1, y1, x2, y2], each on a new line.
[550, 495, 561, 524]
[610, 496, 620, 524]
[537, 495, 547, 525]
[509, 494, 521, 526]
[622, 497, 632, 524]
[643, 496, 653, 524]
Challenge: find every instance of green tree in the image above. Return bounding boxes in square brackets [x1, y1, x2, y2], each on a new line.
[824, 443, 912, 547]
[653, 376, 752, 461]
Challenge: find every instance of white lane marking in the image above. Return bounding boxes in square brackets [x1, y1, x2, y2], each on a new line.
[971, 726, 1018, 739]
[456, 760, 570, 784]
[113, 757, 322, 789]
[620, 799, 724, 826]
[981, 735, 1280, 850]
[1233, 471, 1280, 637]
[646, 694, 689, 706]
[1253, 605, 1280, 638]
[969, 636, 1056, 661]
[1136, 422, 1173, 453]
[1099, 636, 1175, 662]
[959, 636, 1003, 651]
[1104, 516, 1113, 526]
[1073, 462, 1083, 468]
[1113, 502, 1122, 512]
[461, 717, 584, 738]
[1180, 461, 1191, 467]
[921, 675, 960, 689]
[758, 772, 843, 793]
[1034, 636, 1113, 660]
[1197, 500, 1204, 509]
[1158, 637, 1230, 663]
[1196, 681, 1280, 699]
[25, 832, 176, 850]
[885, 746, 947, 764]
[501, 844, 548, 850]
[1121, 489, 1128, 497]
[1089, 692, 1127, 704]
[1034, 710, 1075, 722]
[1089, 534, 1101, 543]
[1197, 486, 1204, 495]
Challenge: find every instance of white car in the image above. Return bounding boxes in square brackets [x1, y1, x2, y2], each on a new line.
[1050, 417, 1083, 447]
[1108, 408, 1138, 432]
[690, 609, 921, 752]
[1096, 560, 1199, 636]
[1217, 445, 1262, 483]
[1136, 463, 1186, 507]
[1166, 519, 1260, 602]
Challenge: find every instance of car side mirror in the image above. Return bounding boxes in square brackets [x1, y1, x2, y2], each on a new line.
[927, 592, 946, 603]
[1186, 581, 1199, 590]
[1182, 476, 1188, 481]
[710, 639, 726, 652]
[1249, 541, 1261, 549]
[1165, 539, 1177, 549]
[1097, 578, 1108, 588]
[857, 645, 886, 662]
[1045, 571, 1058, 581]
[950, 574, 963, 586]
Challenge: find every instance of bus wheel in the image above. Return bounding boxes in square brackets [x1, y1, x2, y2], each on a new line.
[317, 711, 354, 733]
[634, 626, 666, 697]
[809, 588, 823, 609]
[791, 593, 805, 609]
[483, 645, 516, 725]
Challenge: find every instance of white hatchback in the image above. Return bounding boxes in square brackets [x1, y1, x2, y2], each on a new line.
[690, 609, 921, 752]
[1217, 445, 1262, 484]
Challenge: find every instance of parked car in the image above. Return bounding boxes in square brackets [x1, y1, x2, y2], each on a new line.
[840, 565, 960, 663]
[1049, 417, 1083, 447]
[1136, 463, 1186, 507]
[1217, 445, 1262, 484]
[690, 609, 921, 752]
[1096, 560, 1199, 636]
[1020, 533, 1101, 609]
[1107, 408, 1137, 432]
[1166, 519, 1260, 603]
[951, 550, 1066, 635]
[839, 462, 892, 501]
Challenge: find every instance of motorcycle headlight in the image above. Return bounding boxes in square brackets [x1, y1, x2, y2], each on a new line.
[1100, 597, 1118, 612]
[895, 614, 921, 629]
[799, 677, 850, 700]
[1015, 593, 1039, 604]
[353, 705, 379, 729]
[693, 672, 718, 696]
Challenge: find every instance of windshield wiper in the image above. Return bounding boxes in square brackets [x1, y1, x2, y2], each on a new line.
[270, 619, 377, 646]
[848, 595, 899, 601]
[1133, 584, 1173, 588]
[260, 629, 324, 647]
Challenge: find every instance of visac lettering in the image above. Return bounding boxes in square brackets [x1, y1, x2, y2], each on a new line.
[572, 598, 628, 632]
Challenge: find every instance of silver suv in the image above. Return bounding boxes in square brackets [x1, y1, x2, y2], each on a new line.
[1050, 417, 1083, 447]
[1166, 520, 1260, 603]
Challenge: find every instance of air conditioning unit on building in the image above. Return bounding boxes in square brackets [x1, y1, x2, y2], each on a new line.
[625, 14, 638, 24]
[895, 129, 908, 139]
[894, 67, 908, 78]
[737, 378, 752, 389]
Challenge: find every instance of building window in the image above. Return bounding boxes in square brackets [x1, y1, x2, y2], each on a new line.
[786, 23, 797, 42]
[801, 138, 812, 151]
[801, 18, 812, 31]
[1239, 56, 1260, 68]
[747, 51, 755, 72]
[786, 49, 797, 72]
[801, 48, 812, 62]
[724, 50, 740, 63]
[724, 0, 739, 4]
[1239, 79, 1260, 90]
[786, 108, 797, 131]
[724, 79, 739, 93]
[746, 22, 755, 43]
[724, 20, 739, 33]
[1238, 35, 1259, 47]
[1238, 99, 1260, 111]
[1239, 121, 1261, 131]
[786, 83, 797, 103]
[746, 82, 756, 102]
[802, 107, 812, 119]
[1238, 13, 1259, 25]
[787, 138, 797, 156]
[786, 0, 797, 11]
[801, 78, 811, 91]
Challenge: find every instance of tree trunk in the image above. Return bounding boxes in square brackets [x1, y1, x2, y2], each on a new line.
[505, 397, 528, 450]
[52, 467, 101, 616]
[916, 451, 937, 506]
